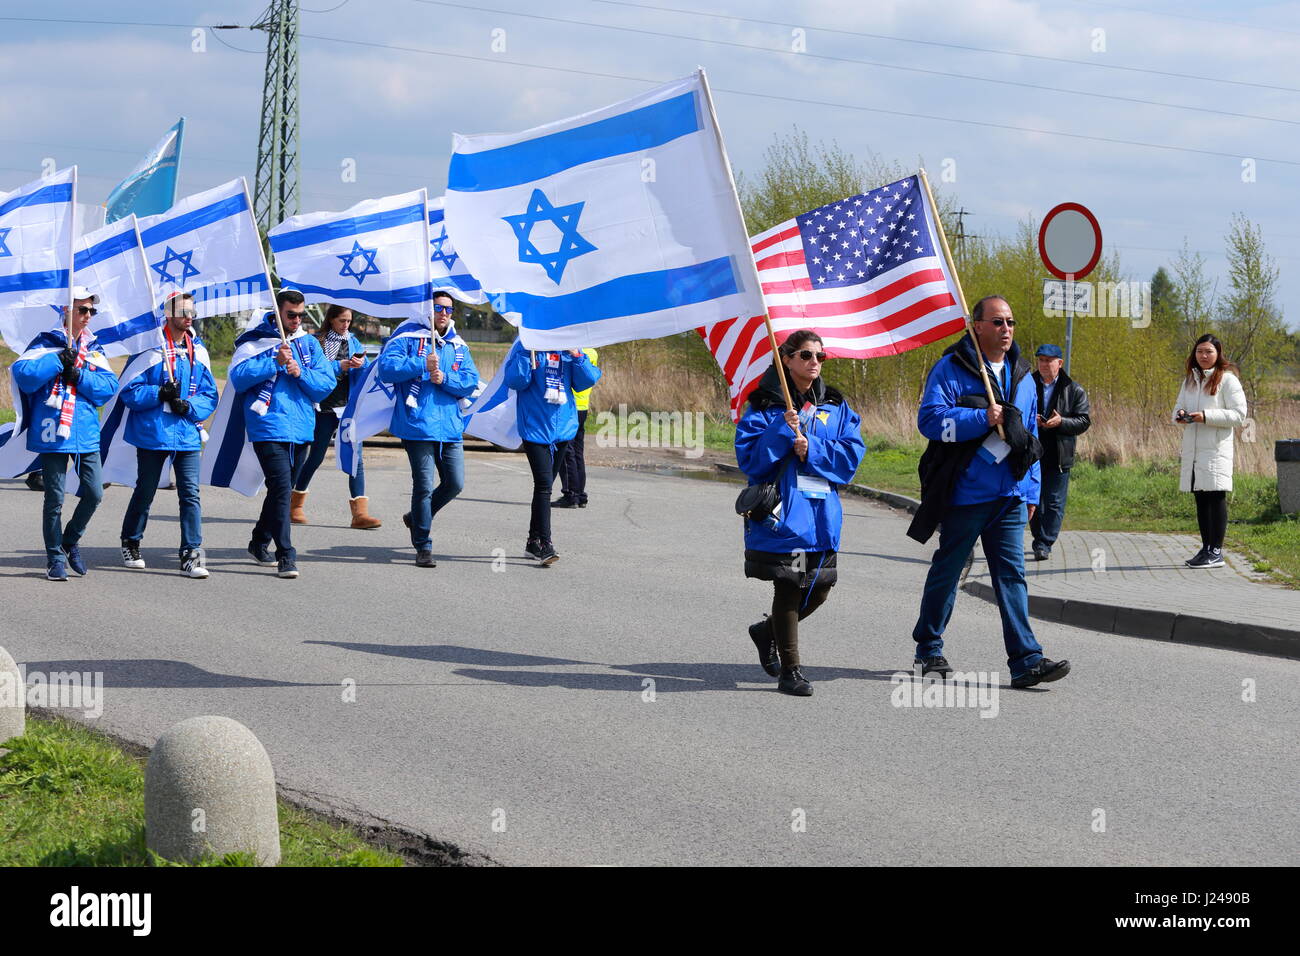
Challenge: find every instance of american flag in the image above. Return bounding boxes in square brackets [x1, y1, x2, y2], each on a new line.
[698, 174, 966, 421]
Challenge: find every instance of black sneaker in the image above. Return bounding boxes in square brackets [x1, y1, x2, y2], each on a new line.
[1184, 547, 1208, 567]
[121, 539, 146, 569]
[537, 542, 559, 567]
[25, 471, 44, 491]
[62, 544, 88, 576]
[1188, 548, 1224, 569]
[778, 667, 813, 696]
[552, 497, 578, 508]
[524, 538, 543, 559]
[402, 512, 412, 530]
[276, 557, 299, 579]
[416, 549, 436, 568]
[1011, 658, 1071, 689]
[748, 617, 781, 677]
[915, 654, 953, 678]
[248, 540, 275, 566]
[1032, 546, 1050, 561]
[180, 548, 209, 579]
[577, 500, 588, 508]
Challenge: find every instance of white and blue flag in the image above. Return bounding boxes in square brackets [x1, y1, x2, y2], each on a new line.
[427, 196, 486, 305]
[0, 167, 77, 350]
[106, 117, 185, 223]
[443, 70, 763, 351]
[269, 189, 433, 321]
[138, 177, 272, 318]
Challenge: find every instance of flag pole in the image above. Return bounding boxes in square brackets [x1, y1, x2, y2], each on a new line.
[696, 67, 801, 432]
[243, 176, 286, 344]
[66, 167, 77, 343]
[917, 167, 1004, 439]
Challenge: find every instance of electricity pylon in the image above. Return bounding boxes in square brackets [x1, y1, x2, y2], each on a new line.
[251, 0, 300, 232]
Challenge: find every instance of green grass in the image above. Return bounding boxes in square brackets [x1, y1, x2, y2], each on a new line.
[0, 715, 405, 867]
[0, 408, 13, 426]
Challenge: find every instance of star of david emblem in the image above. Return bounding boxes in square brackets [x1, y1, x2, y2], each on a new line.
[338, 240, 381, 285]
[150, 246, 200, 286]
[367, 373, 395, 400]
[430, 226, 458, 271]
[502, 188, 596, 284]
[0, 227, 12, 258]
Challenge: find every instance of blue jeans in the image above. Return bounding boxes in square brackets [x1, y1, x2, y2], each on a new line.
[403, 439, 464, 550]
[1030, 464, 1070, 552]
[121, 449, 202, 553]
[41, 452, 103, 561]
[912, 496, 1044, 680]
[252, 441, 308, 562]
[294, 410, 364, 497]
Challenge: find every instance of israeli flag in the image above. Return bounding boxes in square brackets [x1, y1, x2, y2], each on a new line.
[0, 374, 42, 480]
[106, 117, 185, 224]
[0, 167, 76, 350]
[459, 359, 520, 450]
[427, 196, 486, 304]
[444, 69, 763, 351]
[138, 177, 272, 318]
[269, 189, 433, 321]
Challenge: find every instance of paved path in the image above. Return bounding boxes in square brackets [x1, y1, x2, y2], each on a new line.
[2, 454, 1297, 865]
[964, 529, 1300, 658]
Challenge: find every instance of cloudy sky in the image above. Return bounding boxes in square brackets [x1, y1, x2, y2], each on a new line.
[2, 0, 1296, 325]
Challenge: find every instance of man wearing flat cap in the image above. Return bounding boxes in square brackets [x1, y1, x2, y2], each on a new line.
[1030, 344, 1091, 561]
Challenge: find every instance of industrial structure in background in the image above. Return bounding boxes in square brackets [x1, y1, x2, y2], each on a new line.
[251, 0, 301, 232]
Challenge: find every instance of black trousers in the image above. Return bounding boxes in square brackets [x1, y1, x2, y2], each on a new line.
[770, 578, 833, 670]
[1193, 490, 1228, 550]
[523, 439, 570, 544]
[560, 410, 589, 502]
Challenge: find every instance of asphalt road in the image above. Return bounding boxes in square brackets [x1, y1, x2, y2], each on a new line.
[2, 450, 1296, 866]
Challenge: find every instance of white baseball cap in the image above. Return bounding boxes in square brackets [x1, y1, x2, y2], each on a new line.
[70, 285, 100, 305]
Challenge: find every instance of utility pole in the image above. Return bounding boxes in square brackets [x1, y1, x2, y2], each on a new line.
[251, 0, 300, 232]
[953, 207, 973, 272]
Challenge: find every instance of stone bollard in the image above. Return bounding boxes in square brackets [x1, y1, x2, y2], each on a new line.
[0, 646, 23, 744]
[1278, 440, 1300, 515]
[145, 716, 281, 866]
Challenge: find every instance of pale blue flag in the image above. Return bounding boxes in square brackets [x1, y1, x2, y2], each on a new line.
[105, 118, 184, 223]
[444, 69, 763, 351]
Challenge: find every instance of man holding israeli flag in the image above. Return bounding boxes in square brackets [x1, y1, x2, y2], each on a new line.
[101, 292, 218, 578]
[443, 69, 765, 351]
[268, 188, 433, 321]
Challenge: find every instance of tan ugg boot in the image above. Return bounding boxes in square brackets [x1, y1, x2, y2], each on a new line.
[290, 490, 308, 525]
[349, 496, 382, 530]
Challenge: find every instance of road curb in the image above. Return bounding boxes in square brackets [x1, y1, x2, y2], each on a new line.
[961, 579, 1300, 660]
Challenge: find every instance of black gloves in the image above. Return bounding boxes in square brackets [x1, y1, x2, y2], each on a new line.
[158, 380, 180, 403]
[998, 403, 1042, 480]
[59, 348, 78, 373]
[168, 399, 191, 418]
[62, 365, 80, 386]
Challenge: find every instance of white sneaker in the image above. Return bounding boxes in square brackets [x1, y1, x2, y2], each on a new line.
[121, 541, 146, 569]
[180, 548, 209, 579]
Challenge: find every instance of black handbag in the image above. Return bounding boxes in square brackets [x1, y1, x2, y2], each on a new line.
[735, 455, 795, 525]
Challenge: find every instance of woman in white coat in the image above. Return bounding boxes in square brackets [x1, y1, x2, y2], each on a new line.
[1172, 334, 1248, 569]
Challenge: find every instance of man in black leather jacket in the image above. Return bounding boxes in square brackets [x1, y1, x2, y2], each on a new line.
[1030, 344, 1091, 560]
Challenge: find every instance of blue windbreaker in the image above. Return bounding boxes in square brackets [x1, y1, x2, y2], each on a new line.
[377, 330, 479, 441]
[504, 341, 601, 445]
[12, 329, 119, 454]
[917, 337, 1041, 507]
[735, 369, 865, 554]
[228, 314, 336, 443]
[120, 336, 219, 452]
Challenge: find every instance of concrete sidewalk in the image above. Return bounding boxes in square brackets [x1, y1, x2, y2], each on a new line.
[963, 529, 1300, 659]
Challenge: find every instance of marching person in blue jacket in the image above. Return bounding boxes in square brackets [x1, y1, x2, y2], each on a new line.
[11, 286, 119, 581]
[504, 338, 601, 566]
[117, 292, 219, 578]
[735, 330, 865, 697]
[229, 289, 336, 579]
[905, 294, 1070, 689]
[378, 291, 479, 567]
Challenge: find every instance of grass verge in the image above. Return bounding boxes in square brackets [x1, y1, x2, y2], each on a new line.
[0, 714, 405, 867]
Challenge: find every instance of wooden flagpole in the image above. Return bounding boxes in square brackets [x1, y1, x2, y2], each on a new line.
[917, 167, 1004, 439]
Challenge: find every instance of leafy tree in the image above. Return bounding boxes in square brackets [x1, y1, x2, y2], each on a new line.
[1220, 213, 1288, 402]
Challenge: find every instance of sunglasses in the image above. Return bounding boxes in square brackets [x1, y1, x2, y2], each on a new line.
[171, 309, 197, 319]
[433, 304, 454, 315]
[976, 318, 1016, 328]
[796, 349, 827, 362]
[76, 306, 97, 317]
[285, 310, 307, 319]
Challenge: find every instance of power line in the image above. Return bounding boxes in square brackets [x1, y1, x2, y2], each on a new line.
[404, 0, 1299, 128]
[590, 0, 1300, 95]
[1069, 0, 1300, 38]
